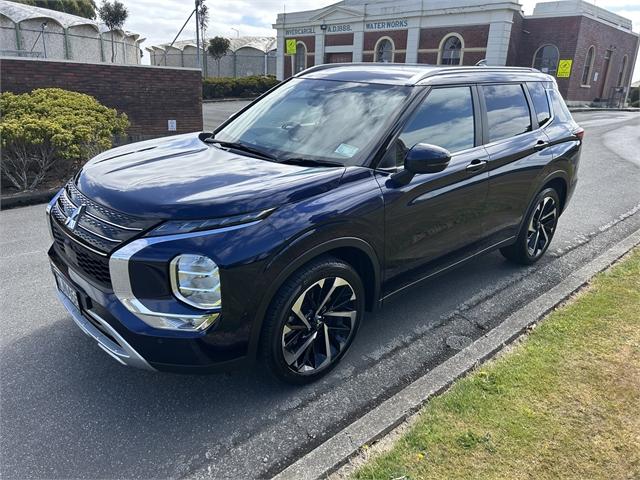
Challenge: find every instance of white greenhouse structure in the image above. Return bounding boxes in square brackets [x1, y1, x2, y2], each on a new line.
[147, 36, 277, 78]
[0, 0, 144, 64]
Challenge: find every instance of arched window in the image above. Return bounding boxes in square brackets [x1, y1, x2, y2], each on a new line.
[294, 42, 306, 73]
[581, 45, 595, 86]
[375, 37, 394, 63]
[617, 55, 628, 87]
[532, 44, 559, 75]
[440, 34, 463, 65]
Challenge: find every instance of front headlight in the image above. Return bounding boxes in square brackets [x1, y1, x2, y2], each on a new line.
[170, 254, 221, 310]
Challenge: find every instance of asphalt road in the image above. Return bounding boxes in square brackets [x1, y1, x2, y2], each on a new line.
[1, 110, 639, 480]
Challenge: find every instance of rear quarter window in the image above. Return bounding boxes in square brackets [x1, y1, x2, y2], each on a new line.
[482, 84, 532, 143]
[527, 82, 551, 127]
[549, 89, 575, 125]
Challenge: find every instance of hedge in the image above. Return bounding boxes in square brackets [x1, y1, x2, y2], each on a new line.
[0, 88, 129, 191]
[202, 75, 279, 99]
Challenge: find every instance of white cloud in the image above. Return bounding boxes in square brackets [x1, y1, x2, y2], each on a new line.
[118, 0, 639, 80]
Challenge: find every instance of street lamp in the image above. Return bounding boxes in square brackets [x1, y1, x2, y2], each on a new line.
[230, 27, 239, 38]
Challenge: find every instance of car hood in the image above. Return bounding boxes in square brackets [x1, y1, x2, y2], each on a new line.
[76, 133, 346, 220]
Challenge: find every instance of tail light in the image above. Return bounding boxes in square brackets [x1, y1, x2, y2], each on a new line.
[573, 127, 585, 141]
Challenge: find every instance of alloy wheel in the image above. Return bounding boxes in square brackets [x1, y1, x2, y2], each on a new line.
[281, 277, 358, 375]
[527, 195, 557, 258]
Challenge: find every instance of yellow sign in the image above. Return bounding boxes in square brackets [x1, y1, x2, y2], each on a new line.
[286, 39, 297, 55]
[557, 59, 573, 78]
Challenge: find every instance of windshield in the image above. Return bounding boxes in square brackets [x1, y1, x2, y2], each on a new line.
[213, 78, 411, 167]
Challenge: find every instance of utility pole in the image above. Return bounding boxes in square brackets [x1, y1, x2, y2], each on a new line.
[195, 0, 201, 69]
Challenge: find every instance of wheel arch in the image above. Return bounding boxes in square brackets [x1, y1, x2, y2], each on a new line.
[541, 176, 568, 212]
[247, 237, 382, 359]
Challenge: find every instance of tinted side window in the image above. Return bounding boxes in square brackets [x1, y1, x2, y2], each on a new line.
[380, 86, 475, 168]
[482, 84, 532, 142]
[527, 82, 551, 127]
[549, 90, 574, 124]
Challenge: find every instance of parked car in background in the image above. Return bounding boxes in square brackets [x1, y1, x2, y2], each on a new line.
[47, 64, 582, 383]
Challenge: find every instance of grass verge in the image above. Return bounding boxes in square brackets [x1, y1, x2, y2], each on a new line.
[352, 249, 640, 480]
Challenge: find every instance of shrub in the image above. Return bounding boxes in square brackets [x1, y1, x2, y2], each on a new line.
[629, 87, 639, 107]
[0, 88, 129, 191]
[202, 75, 279, 99]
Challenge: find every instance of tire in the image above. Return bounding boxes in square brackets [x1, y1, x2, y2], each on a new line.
[500, 187, 560, 265]
[259, 256, 365, 385]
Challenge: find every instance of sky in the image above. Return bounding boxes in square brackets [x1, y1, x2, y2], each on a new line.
[118, 0, 640, 81]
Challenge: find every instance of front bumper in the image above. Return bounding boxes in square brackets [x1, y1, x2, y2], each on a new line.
[53, 266, 155, 371]
[49, 247, 252, 372]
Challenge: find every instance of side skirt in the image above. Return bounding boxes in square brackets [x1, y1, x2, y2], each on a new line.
[379, 236, 516, 306]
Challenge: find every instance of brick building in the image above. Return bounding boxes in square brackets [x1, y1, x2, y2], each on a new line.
[274, 0, 639, 105]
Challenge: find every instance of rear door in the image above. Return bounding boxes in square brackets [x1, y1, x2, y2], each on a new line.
[481, 83, 555, 243]
[376, 85, 490, 283]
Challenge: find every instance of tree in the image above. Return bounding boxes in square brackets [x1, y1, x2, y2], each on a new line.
[207, 36, 230, 77]
[98, 0, 128, 63]
[14, 0, 98, 19]
[198, 1, 209, 76]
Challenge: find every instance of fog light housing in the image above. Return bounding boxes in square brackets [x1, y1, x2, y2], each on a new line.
[170, 254, 221, 310]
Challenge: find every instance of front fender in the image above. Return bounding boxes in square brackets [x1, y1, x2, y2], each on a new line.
[246, 232, 382, 360]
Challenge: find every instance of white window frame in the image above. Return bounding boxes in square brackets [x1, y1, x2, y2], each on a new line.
[437, 33, 464, 66]
[374, 36, 395, 63]
[294, 41, 307, 73]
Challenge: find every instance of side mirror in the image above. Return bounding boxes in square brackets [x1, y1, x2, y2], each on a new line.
[404, 143, 451, 174]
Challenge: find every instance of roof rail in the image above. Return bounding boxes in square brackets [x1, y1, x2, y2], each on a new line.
[295, 63, 543, 84]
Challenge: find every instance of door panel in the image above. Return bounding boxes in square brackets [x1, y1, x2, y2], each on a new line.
[484, 131, 554, 241]
[480, 83, 554, 243]
[378, 145, 490, 283]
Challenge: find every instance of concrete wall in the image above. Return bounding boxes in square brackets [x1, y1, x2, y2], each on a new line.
[67, 24, 102, 62]
[0, 57, 202, 139]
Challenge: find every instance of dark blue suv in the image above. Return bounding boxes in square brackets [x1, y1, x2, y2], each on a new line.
[48, 64, 582, 383]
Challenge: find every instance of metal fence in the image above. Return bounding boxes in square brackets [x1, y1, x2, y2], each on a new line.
[0, 24, 141, 64]
[149, 52, 277, 78]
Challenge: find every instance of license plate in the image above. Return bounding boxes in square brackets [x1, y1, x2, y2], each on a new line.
[55, 272, 80, 311]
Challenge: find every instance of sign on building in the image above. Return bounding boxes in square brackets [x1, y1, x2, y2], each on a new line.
[286, 39, 297, 55]
[365, 19, 408, 30]
[557, 59, 573, 78]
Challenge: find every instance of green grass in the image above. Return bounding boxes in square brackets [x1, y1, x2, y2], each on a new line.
[353, 249, 640, 480]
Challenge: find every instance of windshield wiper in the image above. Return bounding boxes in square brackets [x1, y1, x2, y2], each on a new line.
[279, 157, 343, 168]
[204, 137, 277, 161]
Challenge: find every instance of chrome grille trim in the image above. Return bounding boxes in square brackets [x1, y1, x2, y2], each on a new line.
[63, 187, 142, 232]
[53, 182, 156, 255]
[76, 223, 122, 244]
[50, 213, 108, 257]
[66, 181, 148, 230]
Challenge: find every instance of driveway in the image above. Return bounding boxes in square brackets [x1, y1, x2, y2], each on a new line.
[1, 111, 639, 479]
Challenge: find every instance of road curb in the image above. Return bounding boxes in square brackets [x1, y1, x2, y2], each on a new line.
[273, 228, 640, 480]
[203, 97, 257, 103]
[0, 188, 58, 210]
[569, 107, 639, 112]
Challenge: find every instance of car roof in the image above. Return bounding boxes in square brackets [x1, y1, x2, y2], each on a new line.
[297, 63, 554, 86]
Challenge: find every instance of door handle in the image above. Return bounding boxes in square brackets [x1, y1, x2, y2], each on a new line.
[533, 140, 550, 151]
[466, 159, 487, 172]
